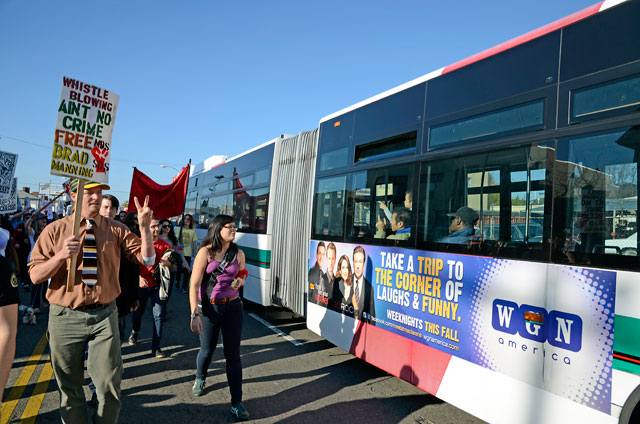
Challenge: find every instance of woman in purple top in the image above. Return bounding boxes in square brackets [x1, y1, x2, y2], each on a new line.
[188, 214, 249, 421]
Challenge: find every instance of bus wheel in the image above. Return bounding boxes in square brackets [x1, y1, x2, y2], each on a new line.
[619, 384, 640, 424]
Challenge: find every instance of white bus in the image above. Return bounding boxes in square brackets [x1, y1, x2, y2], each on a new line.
[187, 1, 640, 422]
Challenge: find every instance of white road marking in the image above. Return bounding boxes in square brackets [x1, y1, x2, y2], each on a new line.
[249, 313, 303, 346]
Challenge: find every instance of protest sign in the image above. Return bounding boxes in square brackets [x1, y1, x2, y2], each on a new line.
[0, 150, 18, 198]
[50, 183, 65, 195]
[51, 77, 119, 290]
[39, 183, 50, 196]
[0, 178, 18, 213]
[51, 76, 119, 184]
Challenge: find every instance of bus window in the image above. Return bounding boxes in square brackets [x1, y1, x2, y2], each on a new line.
[346, 165, 414, 244]
[185, 189, 197, 217]
[554, 126, 640, 268]
[313, 176, 346, 238]
[318, 113, 354, 172]
[319, 147, 349, 171]
[254, 168, 271, 186]
[420, 144, 550, 259]
[570, 73, 640, 123]
[429, 100, 545, 149]
[213, 181, 231, 193]
[234, 187, 269, 234]
[354, 132, 417, 164]
[198, 194, 233, 228]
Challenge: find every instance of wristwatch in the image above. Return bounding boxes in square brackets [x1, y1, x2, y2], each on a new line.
[190, 313, 199, 319]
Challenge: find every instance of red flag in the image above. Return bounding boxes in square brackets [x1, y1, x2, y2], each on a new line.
[128, 165, 189, 219]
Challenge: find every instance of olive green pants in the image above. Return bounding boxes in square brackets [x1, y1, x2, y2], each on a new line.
[48, 301, 122, 424]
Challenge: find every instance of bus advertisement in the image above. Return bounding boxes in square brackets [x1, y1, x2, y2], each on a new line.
[308, 240, 618, 419]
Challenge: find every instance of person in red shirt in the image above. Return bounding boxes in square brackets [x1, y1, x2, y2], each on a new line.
[129, 217, 171, 358]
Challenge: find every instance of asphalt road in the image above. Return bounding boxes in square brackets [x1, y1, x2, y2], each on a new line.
[2, 287, 485, 424]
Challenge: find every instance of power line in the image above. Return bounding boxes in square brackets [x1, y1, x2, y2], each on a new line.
[0, 134, 182, 167]
[0, 134, 49, 149]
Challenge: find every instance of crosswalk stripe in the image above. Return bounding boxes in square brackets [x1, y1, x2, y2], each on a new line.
[0, 332, 48, 424]
[18, 359, 54, 424]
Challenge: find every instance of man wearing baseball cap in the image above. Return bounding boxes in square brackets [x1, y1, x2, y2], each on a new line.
[28, 179, 156, 424]
[440, 206, 479, 244]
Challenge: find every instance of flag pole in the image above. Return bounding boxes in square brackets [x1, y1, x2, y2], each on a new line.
[178, 159, 192, 247]
[34, 187, 69, 217]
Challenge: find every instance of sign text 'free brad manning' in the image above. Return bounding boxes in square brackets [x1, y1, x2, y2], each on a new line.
[51, 77, 119, 184]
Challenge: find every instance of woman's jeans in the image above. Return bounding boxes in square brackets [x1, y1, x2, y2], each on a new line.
[196, 298, 243, 404]
[131, 286, 166, 351]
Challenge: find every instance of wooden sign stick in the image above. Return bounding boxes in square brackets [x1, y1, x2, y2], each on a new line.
[34, 189, 69, 217]
[66, 179, 85, 291]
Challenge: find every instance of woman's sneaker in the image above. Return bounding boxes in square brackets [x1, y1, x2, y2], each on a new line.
[230, 402, 249, 421]
[192, 378, 205, 397]
[128, 331, 138, 346]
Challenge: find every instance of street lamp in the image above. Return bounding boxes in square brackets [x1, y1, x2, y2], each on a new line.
[160, 164, 180, 172]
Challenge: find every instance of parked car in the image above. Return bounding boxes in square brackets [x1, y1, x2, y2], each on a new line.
[605, 232, 638, 256]
[481, 222, 543, 243]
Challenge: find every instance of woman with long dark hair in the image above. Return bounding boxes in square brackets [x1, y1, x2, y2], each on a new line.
[189, 214, 249, 420]
[158, 218, 189, 296]
[333, 255, 354, 314]
[158, 218, 178, 247]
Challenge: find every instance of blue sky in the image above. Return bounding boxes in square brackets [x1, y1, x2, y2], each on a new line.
[0, 0, 598, 203]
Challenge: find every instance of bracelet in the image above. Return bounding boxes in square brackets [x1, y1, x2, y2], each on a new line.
[190, 313, 199, 319]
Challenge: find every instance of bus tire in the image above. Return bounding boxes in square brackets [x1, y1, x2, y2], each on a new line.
[619, 384, 640, 424]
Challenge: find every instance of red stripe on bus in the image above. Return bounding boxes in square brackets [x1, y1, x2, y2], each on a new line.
[411, 342, 453, 396]
[442, 1, 604, 75]
[614, 352, 640, 365]
[349, 321, 452, 395]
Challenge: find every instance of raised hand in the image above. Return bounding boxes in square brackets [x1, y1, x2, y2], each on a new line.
[376, 215, 386, 232]
[134, 195, 153, 228]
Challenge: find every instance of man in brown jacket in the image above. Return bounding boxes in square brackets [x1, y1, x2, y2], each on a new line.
[29, 179, 155, 424]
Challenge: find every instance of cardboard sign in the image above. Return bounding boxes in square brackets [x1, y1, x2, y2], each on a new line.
[0, 150, 18, 198]
[0, 178, 18, 213]
[51, 77, 119, 184]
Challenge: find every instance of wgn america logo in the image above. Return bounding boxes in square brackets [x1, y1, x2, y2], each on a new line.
[491, 299, 583, 364]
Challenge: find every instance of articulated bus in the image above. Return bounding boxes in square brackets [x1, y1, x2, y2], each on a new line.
[187, 1, 640, 422]
[186, 131, 318, 312]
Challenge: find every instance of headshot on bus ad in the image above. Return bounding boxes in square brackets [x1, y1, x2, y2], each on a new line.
[308, 240, 376, 324]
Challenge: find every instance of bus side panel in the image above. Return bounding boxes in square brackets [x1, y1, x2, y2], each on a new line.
[307, 239, 621, 423]
[308, 304, 618, 424]
[235, 233, 272, 306]
[307, 303, 452, 395]
[307, 302, 357, 352]
[436, 356, 617, 424]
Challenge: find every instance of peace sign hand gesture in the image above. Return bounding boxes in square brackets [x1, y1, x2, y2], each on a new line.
[134, 195, 153, 228]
